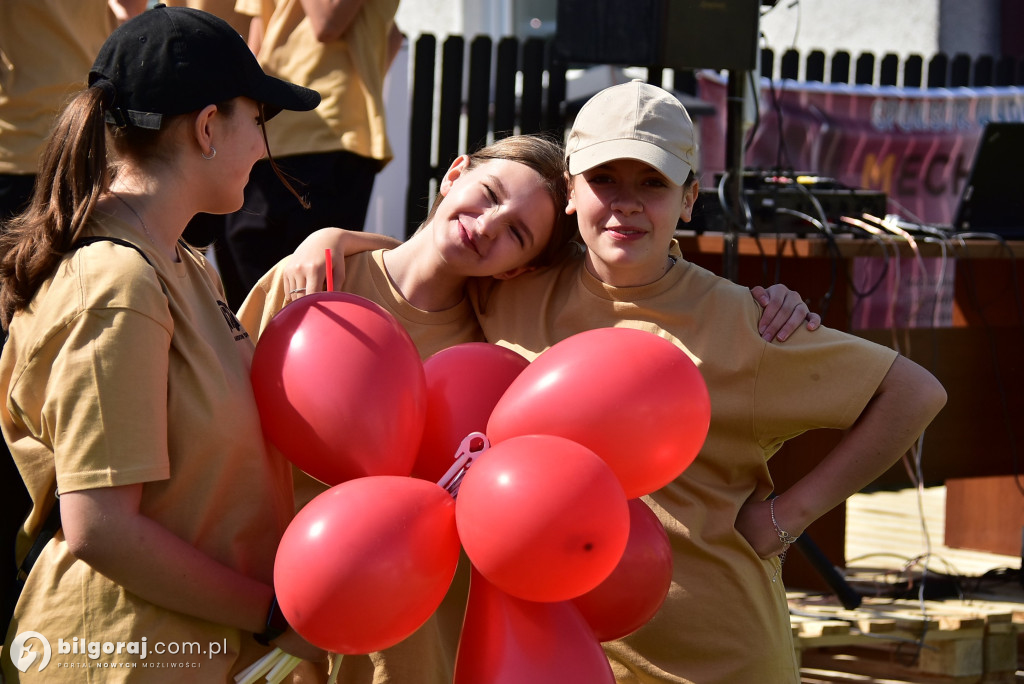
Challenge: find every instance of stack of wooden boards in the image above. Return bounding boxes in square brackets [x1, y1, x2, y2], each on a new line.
[789, 591, 1024, 683]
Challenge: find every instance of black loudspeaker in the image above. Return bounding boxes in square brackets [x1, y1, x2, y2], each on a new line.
[555, 0, 760, 72]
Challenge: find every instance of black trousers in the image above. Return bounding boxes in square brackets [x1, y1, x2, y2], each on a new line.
[222, 150, 381, 310]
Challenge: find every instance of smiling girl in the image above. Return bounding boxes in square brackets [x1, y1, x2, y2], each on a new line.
[473, 80, 946, 684]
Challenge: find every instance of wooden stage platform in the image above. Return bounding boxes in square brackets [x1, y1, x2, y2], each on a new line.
[790, 486, 1023, 682]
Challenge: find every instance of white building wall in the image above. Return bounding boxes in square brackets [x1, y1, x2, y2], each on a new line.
[758, 0, 1002, 74]
[759, 0, 942, 66]
[395, 0, 468, 40]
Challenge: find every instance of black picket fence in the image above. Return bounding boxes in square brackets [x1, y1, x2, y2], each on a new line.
[403, 35, 1020, 233]
[762, 47, 1024, 89]
[404, 34, 566, 235]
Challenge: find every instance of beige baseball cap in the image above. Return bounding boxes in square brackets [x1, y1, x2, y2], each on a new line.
[565, 80, 697, 185]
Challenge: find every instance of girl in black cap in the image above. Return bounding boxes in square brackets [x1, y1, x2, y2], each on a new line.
[0, 6, 323, 681]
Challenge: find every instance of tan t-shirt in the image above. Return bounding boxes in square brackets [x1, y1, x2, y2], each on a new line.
[0, 216, 294, 681]
[163, 0, 252, 36]
[473, 251, 898, 684]
[0, 0, 115, 174]
[237, 249, 481, 684]
[245, 0, 398, 162]
[238, 249, 483, 360]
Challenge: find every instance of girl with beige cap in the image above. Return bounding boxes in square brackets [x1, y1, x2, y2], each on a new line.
[473, 80, 947, 683]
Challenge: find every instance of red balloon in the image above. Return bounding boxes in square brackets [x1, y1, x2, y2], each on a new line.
[453, 568, 614, 684]
[455, 434, 630, 603]
[572, 498, 673, 641]
[416, 343, 529, 483]
[251, 292, 427, 485]
[274, 476, 460, 654]
[487, 327, 710, 498]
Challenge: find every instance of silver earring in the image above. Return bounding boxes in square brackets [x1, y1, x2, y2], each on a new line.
[201, 146, 217, 160]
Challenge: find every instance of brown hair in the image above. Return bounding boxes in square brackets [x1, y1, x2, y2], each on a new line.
[0, 89, 108, 327]
[424, 134, 580, 269]
[0, 94, 301, 328]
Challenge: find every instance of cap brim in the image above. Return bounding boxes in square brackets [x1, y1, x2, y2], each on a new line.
[568, 139, 691, 186]
[250, 75, 321, 121]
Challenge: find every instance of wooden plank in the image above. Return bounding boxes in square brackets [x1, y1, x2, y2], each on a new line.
[492, 37, 517, 137]
[945, 476, 1024, 558]
[791, 593, 1024, 680]
[406, 33, 437, 235]
[437, 35, 464, 171]
[519, 38, 544, 135]
[802, 647, 983, 683]
[465, 36, 492, 153]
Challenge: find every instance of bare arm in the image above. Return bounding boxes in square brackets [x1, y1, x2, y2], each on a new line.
[247, 15, 265, 56]
[284, 228, 401, 296]
[61, 485, 324, 661]
[735, 355, 947, 557]
[108, 0, 147, 22]
[751, 284, 821, 343]
[299, 0, 370, 42]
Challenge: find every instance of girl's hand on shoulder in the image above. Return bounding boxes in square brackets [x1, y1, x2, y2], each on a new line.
[283, 228, 348, 298]
[282, 228, 402, 300]
[751, 284, 821, 342]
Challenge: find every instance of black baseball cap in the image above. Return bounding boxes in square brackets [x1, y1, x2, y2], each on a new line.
[89, 4, 320, 130]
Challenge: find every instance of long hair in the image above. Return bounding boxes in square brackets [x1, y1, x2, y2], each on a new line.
[424, 134, 580, 268]
[0, 88, 109, 328]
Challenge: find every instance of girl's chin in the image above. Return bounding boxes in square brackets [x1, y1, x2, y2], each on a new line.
[589, 240, 645, 262]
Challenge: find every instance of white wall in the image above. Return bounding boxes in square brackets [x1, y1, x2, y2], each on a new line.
[759, 0, 941, 65]
[395, 0, 467, 39]
[758, 0, 1002, 78]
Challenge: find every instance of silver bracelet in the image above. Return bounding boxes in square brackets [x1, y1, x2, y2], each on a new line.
[770, 497, 799, 546]
[769, 498, 798, 583]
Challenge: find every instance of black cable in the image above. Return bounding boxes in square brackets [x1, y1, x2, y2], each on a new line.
[774, 207, 838, 319]
[716, 169, 752, 234]
[766, 75, 795, 173]
[836, 223, 892, 328]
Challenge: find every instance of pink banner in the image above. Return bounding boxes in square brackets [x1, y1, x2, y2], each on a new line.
[698, 73, 1024, 226]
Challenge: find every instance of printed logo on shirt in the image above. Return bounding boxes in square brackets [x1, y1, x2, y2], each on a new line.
[9, 631, 52, 672]
[217, 299, 249, 342]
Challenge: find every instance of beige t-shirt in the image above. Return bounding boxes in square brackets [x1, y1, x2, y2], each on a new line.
[238, 249, 483, 360]
[0, 216, 294, 681]
[243, 0, 397, 162]
[163, 0, 252, 36]
[474, 251, 898, 684]
[0, 0, 115, 174]
[237, 249, 481, 684]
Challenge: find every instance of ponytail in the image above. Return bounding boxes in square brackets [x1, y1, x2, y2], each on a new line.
[0, 89, 110, 327]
